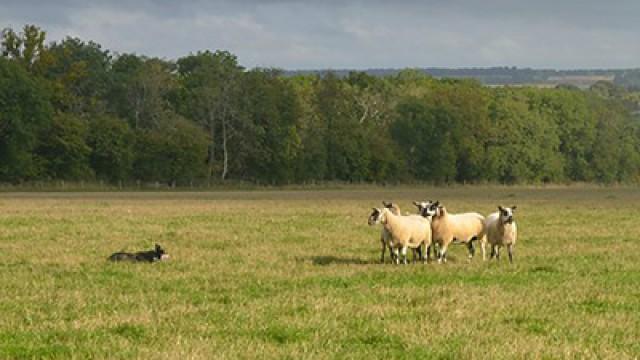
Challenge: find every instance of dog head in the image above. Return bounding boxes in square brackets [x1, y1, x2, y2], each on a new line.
[155, 244, 170, 260]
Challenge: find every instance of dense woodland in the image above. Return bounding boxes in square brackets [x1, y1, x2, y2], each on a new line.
[2, 25, 640, 186]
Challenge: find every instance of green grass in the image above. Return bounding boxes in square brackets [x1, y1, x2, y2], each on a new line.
[1, 187, 639, 359]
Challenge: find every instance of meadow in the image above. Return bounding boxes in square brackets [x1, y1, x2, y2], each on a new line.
[0, 186, 639, 359]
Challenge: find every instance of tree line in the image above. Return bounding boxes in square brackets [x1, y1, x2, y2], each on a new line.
[2, 25, 640, 186]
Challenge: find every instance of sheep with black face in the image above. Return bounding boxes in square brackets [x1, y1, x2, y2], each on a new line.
[368, 206, 432, 265]
[413, 200, 435, 217]
[483, 206, 518, 263]
[422, 201, 485, 263]
[412, 200, 438, 261]
[372, 201, 425, 263]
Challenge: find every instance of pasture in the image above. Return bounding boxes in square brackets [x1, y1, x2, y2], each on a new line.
[0, 187, 639, 359]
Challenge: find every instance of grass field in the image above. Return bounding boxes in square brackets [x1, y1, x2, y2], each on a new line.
[1, 187, 639, 359]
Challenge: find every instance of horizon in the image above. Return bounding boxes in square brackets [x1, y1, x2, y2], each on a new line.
[284, 66, 640, 72]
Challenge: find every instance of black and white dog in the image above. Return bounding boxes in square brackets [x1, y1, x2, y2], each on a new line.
[108, 244, 170, 262]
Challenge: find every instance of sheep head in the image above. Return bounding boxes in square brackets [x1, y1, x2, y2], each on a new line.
[497, 205, 516, 224]
[415, 200, 437, 218]
[424, 201, 444, 218]
[382, 201, 401, 215]
[413, 200, 432, 211]
[368, 208, 385, 225]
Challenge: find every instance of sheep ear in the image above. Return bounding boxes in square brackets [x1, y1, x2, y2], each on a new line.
[511, 205, 517, 211]
[382, 201, 390, 207]
[498, 205, 504, 211]
[433, 201, 440, 206]
[412, 201, 420, 207]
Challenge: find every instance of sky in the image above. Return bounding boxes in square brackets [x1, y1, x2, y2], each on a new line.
[1, 0, 639, 70]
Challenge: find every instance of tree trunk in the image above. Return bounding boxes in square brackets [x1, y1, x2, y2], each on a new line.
[134, 109, 140, 130]
[0, 119, 10, 140]
[221, 116, 228, 181]
[208, 109, 215, 180]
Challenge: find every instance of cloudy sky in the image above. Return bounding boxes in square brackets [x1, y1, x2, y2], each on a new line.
[1, 1, 639, 70]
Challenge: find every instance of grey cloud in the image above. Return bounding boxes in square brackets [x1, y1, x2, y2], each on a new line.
[1, 1, 639, 69]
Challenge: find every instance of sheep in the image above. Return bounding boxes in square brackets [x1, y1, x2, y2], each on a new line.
[372, 201, 423, 263]
[390, 201, 434, 261]
[413, 200, 435, 215]
[377, 201, 401, 263]
[412, 200, 438, 260]
[421, 201, 485, 263]
[368, 206, 432, 265]
[483, 205, 518, 263]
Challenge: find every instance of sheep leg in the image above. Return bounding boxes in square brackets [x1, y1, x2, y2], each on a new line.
[481, 240, 487, 261]
[401, 246, 408, 265]
[413, 246, 423, 263]
[392, 248, 400, 265]
[438, 243, 449, 264]
[388, 243, 396, 263]
[380, 239, 387, 264]
[466, 242, 475, 259]
[507, 244, 514, 264]
[490, 245, 496, 260]
[495, 246, 500, 261]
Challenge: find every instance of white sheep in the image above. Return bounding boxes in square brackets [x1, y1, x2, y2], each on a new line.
[368, 206, 432, 265]
[378, 201, 401, 263]
[373, 201, 423, 263]
[483, 205, 518, 263]
[423, 201, 485, 263]
[412, 200, 438, 260]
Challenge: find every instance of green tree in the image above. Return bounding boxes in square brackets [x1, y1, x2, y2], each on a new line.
[484, 89, 564, 183]
[133, 116, 208, 187]
[45, 37, 112, 116]
[426, 80, 490, 182]
[241, 69, 302, 184]
[289, 75, 328, 182]
[88, 116, 134, 183]
[36, 112, 92, 180]
[176, 50, 244, 180]
[391, 99, 456, 183]
[0, 58, 52, 182]
[1, 24, 53, 74]
[108, 54, 145, 124]
[314, 72, 376, 182]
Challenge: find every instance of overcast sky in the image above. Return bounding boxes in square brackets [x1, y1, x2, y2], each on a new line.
[1, 1, 639, 70]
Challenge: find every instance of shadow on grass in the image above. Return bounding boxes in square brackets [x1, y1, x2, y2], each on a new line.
[302, 256, 377, 266]
[296, 255, 458, 266]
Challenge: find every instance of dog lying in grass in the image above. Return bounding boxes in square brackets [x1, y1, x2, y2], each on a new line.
[108, 244, 170, 262]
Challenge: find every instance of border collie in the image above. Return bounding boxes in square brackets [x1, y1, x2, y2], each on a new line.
[108, 244, 169, 262]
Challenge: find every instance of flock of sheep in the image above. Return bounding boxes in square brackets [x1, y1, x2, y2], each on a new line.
[368, 200, 518, 264]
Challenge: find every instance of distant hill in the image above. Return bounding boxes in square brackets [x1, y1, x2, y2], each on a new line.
[285, 67, 640, 90]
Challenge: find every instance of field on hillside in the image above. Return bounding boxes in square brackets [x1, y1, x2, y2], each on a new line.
[1, 187, 639, 359]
